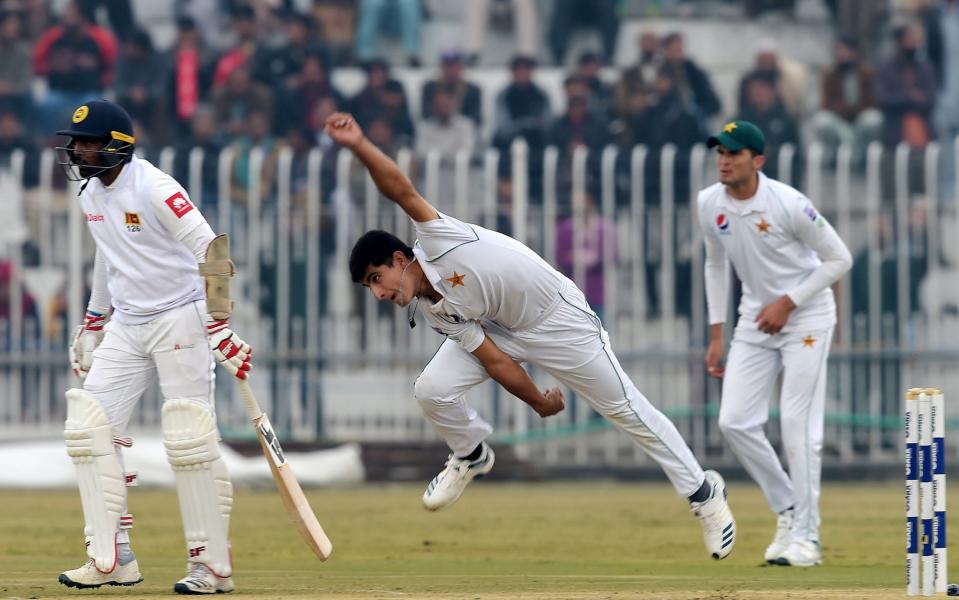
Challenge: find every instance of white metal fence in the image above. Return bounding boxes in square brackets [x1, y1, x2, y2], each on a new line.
[2, 139, 958, 469]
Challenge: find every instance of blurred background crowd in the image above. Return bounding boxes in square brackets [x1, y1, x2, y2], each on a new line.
[0, 0, 955, 336]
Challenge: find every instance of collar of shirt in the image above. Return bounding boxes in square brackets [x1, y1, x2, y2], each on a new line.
[412, 244, 445, 294]
[719, 171, 769, 216]
[88, 156, 136, 194]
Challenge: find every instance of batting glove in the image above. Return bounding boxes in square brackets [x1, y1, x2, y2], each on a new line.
[207, 319, 252, 380]
[69, 310, 107, 379]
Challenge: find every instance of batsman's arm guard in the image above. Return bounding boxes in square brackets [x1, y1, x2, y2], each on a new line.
[199, 234, 234, 321]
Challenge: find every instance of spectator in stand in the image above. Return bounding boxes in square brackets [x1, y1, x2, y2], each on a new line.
[548, 0, 619, 66]
[165, 17, 215, 139]
[252, 11, 332, 92]
[575, 51, 613, 119]
[932, 0, 959, 149]
[212, 4, 259, 90]
[77, 0, 134, 40]
[810, 37, 881, 166]
[277, 52, 343, 134]
[492, 55, 551, 154]
[114, 29, 165, 146]
[0, 10, 32, 119]
[555, 190, 617, 321]
[354, 0, 422, 67]
[737, 40, 810, 119]
[415, 87, 475, 157]
[229, 108, 283, 203]
[493, 55, 551, 203]
[0, 260, 35, 324]
[0, 110, 38, 187]
[876, 22, 937, 148]
[630, 69, 702, 153]
[421, 49, 482, 126]
[212, 63, 274, 139]
[173, 105, 224, 207]
[33, 0, 117, 132]
[737, 76, 801, 180]
[463, 0, 539, 66]
[660, 32, 722, 130]
[614, 29, 662, 146]
[547, 76, 611, 158]
[349, 58, 414, 147]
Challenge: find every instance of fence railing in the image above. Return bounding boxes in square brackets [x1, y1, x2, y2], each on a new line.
[2, 138, 958, 468]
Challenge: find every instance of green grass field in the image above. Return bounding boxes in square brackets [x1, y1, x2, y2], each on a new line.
[0, 481, 930, 599]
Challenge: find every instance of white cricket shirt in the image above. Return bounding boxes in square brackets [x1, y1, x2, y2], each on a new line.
[411, 213, 570, 352]
[79, 156, 209, 324]
[697, 172, 853, 333]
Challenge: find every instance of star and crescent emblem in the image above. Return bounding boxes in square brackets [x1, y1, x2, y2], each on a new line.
[723, 122, 738, 133]
[756, 218, 770, 233]
[446, 271, 466, 287]
[802, 335, 816, 348]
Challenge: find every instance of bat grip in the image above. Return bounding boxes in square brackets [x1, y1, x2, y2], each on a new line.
[237, 379, 263, 422]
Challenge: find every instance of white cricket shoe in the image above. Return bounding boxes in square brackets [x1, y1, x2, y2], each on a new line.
[422, 442, 495, 511]
[764, 508, 795, 563]
[173, 562, 235, 594]
[774, 539, 822, 567]
[58, 558, 143, 589]
[689, 470, 736, 560]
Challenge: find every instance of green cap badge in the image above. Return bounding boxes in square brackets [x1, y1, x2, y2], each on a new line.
[707, 120, 765, 155]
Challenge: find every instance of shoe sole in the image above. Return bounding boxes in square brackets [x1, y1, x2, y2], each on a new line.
[174, 582, 234, 594]
[58, 574, 143, 589]
[772, 557, 821, 567]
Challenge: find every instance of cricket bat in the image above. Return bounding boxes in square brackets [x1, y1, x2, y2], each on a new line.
[238, 380, 333, 560]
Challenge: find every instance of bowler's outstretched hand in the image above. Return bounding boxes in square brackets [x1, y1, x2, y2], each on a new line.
[325, 112, 364, 149]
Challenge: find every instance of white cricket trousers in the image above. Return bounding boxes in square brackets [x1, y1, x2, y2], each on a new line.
[718, 325, 834, 542]
[414, 285, 706, 497]
[82, 300, 217, 543]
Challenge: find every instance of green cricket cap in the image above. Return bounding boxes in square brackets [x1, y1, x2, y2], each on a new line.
[706, 120, 765, 155]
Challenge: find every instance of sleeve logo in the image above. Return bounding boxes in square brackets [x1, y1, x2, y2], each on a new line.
[164, 191, 194, 218]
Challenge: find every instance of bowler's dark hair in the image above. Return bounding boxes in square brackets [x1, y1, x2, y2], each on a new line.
[349, 230, 414, 283]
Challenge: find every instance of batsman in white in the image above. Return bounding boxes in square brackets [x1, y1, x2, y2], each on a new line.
[697, 121, 853, 567]
[327, 111, 737, 560]
[55, 100, 253, 594]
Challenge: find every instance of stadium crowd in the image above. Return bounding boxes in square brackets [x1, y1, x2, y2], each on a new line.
[0, 0, 955, 330]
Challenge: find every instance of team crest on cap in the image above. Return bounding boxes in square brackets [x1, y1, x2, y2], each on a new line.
[723, 122, 737, 133]
[72, 105, 89, 123]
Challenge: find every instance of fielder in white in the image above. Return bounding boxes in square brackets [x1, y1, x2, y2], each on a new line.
[327, 111, 737, 560]
[55, 100, 252, 594]
[697, 121, 853, 567]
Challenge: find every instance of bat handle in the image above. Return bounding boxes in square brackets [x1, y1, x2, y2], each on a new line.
[237, 379, 263, 422]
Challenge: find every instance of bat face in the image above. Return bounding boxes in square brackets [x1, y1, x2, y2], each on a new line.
[256, 413, 333, 561]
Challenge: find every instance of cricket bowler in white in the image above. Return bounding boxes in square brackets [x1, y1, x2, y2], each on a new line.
[697, 121, 852, 567]
[326, 111, 737, 560]
[55, 100, 253, 593]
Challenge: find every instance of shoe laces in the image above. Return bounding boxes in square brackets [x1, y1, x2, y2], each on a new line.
[185, 562, 211, 580]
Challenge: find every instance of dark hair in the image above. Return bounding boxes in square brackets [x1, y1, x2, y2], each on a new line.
[349, 230, 414, 283]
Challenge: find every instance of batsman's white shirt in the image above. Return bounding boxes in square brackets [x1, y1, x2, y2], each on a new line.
[79, 156, 207, 325]
[697, 172, 852, 543]
[410, 213, 708, 497]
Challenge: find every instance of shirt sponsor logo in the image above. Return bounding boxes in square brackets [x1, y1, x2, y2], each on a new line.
[804, 205, 818, 222]
[716, 213, 730, 234]
[86, 213, 104, 222]
[164, 191, 194, 218]
[124, 211, 141, 232]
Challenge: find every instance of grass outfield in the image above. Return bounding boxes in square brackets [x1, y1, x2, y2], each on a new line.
[0, 481, 928, 599]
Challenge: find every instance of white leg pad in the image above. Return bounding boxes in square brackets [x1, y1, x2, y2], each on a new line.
[162, 400, 234, 577]
[64, 388, 126, 573]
